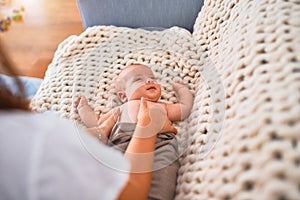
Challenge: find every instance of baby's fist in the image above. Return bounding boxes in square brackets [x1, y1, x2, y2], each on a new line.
[172, 79, 189, 92]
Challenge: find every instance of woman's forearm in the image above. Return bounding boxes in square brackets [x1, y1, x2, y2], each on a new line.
[118, 125, 156, 199]
[118, 125, 157, 200]
[118, 98, 166, 200]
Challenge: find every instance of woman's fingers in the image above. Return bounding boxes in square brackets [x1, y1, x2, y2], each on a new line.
[111, 108, 121, 122]
[98, 108, 120, 136]
[137, 97, 150, 127]
[136, 97, 169, 136]
[161, 119, 178, 134]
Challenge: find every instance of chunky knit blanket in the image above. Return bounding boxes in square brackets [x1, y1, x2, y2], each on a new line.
[31, 0, 300, 199]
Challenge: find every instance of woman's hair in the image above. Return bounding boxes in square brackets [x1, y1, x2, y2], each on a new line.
[0, 40, 29, 110]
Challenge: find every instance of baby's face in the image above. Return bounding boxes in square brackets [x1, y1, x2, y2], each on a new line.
[121, 65, 162, 102]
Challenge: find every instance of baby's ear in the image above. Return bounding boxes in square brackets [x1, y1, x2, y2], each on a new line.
[117, 91, 128, 103]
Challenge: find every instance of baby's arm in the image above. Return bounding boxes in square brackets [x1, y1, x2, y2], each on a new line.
[165, 80, 194, 121]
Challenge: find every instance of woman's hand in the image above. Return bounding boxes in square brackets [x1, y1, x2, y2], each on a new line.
[98, 108, 120, 136]
[160, 117, 177, 134]
[136, 97, 177, 138]
[138, 97, 177, 134]
[85, 108, 120, 142]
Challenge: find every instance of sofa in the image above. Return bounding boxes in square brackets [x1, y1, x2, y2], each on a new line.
[31, 0, 300, 199]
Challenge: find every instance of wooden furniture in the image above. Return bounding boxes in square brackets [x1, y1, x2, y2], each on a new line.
[0, 0, 83, 78]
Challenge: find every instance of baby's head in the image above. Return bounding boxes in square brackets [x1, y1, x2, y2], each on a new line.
[115, 64, 162, 103]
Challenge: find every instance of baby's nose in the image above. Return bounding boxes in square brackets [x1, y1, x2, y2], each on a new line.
[146, 78, 154, 84]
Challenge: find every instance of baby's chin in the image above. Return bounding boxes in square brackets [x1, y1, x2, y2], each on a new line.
[143, 96, 160, 102]
[129, 96, 160, 102]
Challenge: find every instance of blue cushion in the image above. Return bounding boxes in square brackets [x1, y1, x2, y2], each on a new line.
[76, 0, 204, 32]
[0, 74, 43, 99]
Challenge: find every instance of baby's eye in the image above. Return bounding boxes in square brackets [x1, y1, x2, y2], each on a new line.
[134, 78, 142, 82]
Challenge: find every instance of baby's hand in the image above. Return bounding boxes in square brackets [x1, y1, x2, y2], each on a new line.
[172, 79, 189, 93]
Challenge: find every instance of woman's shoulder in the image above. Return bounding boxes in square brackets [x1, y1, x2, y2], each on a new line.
[0, 110, 80, 152]
[0, 110, 129, 200]
[0, 110, 66, 125]
[0, 110, 77, 140]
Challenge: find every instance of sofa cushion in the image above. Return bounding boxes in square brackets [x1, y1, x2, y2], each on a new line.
[76, 0, 204, 32]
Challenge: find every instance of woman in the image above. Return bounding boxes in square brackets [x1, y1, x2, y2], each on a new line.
[0, 40, 176, 200]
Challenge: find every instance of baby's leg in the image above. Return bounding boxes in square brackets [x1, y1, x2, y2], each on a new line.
[75, 96, 98, 127]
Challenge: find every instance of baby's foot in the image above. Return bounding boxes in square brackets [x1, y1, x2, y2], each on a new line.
[74, 96, 98, 127]
[74, 96, 89, 110]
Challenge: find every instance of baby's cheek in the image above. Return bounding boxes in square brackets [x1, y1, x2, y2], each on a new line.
[126, 84, 141, 99]
[126, 88, 136, 99]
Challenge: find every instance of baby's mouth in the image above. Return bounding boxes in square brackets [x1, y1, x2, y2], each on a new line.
[146, 86, 156, 90]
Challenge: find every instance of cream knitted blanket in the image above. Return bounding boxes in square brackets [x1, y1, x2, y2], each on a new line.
[31, 0, 300, 199]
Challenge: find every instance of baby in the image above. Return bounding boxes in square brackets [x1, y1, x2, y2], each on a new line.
[75, 64, 193, 200]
